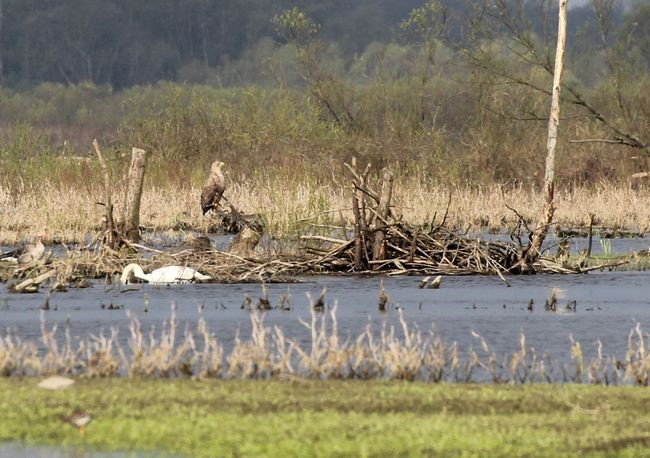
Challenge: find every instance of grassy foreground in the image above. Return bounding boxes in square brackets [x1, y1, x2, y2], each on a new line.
[1, 379, 650, 457]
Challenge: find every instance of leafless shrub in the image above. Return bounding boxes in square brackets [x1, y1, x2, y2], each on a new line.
[39, 313, 84, 376]
[81, 328, 123, 378]
[195, 317, 223, 379]
[127, 305, 195, 378]
[0, 330, 39, 376]
[621, 323, 650, 386]
[226, 311, 287, 379]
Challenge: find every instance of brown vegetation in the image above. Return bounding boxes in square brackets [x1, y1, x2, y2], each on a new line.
[1, 305, 649, 385]
[1, 179, 649, 246]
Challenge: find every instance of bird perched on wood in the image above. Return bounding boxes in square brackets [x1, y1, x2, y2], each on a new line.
[201, 160, 226, 215]
[0, 236, 45, 264]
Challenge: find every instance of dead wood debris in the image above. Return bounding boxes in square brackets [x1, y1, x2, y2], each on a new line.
[0, 161, 630, 288]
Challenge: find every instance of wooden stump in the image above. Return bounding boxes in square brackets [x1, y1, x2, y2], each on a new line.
[122, 147, 147, 242]
[93, 141, 147, 247]
[228, 226, 262, 256]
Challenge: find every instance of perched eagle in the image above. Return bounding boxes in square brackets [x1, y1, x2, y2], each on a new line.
[200, 160, 226, 215]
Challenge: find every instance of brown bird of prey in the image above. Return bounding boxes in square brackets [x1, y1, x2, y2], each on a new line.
[201, 160, 226, 215]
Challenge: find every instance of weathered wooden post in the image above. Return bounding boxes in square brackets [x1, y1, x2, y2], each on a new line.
[345, 158, 372, 270]
[350, 158, 363, 270]
[372, 168, 394, 266]
[522, 0, 568, 270]
[122, 147, 147, 242]
[93, 139, 117, 248]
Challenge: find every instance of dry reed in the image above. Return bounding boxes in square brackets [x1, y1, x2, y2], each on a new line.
[2, 178, 649, 246]
[0, 304, 648, 385]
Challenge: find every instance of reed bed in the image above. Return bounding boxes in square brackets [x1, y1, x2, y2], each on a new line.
[1, 305, 649, 385]
[2, 178, 649, 245]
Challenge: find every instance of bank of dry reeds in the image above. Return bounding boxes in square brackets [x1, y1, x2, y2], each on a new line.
[2, 179, 650, 246]
[1, 306, 649, 385]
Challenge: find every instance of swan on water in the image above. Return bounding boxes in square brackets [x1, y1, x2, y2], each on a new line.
[120, 263, 212, 284]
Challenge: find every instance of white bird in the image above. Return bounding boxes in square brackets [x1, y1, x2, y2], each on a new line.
[120, 263, 212, 284]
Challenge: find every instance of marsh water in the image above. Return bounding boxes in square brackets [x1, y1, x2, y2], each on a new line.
[1, 236, 650, 458]
[1, 234, 649, 362]
[0, 443, 173, 458]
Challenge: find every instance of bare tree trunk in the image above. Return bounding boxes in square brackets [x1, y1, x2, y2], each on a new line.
[522, 0, 568, 270]
[123, 147, 147, 242]
[351, 158, 363, 270]
[372, 169, 394, 266]
[93, 139, 117, 247]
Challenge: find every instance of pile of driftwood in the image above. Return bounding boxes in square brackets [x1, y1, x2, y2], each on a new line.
[297, 160, 519, 278]
[300, 160, 625, 278]
[1, 241, 300, 289]
[0, 155, 629, 291]
[303, 225, 520, 277]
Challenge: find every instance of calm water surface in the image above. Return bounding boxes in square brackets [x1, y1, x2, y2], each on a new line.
[1, 270, 649, 360]
[1, 236, 649, 458]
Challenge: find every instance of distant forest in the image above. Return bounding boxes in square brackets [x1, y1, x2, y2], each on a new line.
[0, 0, 646, 89]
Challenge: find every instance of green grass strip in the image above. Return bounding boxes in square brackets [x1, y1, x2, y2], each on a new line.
[1, 379, 650, 457]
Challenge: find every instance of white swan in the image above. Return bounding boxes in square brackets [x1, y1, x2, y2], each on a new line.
[120, 263, 212, 284]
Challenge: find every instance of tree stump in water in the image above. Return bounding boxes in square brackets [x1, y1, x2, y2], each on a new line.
[200, 159, 265, 255]
[93, 141, 147, 247]
[228, 225, 263, 256]
[122, 148, 147, 242]
[371, 169, 394, 268]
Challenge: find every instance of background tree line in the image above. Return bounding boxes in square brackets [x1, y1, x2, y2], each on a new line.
[0, 0, 646, 89]
[0, 0, 647, 190]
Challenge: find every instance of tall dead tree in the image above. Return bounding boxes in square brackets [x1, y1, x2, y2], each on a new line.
[521, 0, 568, 270]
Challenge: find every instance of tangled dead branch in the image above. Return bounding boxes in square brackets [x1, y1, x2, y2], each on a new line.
[297, 160, 624, 278]
[0, 158, 629, 289]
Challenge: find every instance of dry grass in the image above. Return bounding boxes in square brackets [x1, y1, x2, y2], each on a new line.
[1, 176, 649, 245]
[1, 304, 649, 385]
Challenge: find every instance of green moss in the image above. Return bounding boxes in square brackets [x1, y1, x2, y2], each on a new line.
[1, 379, 649, 457]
